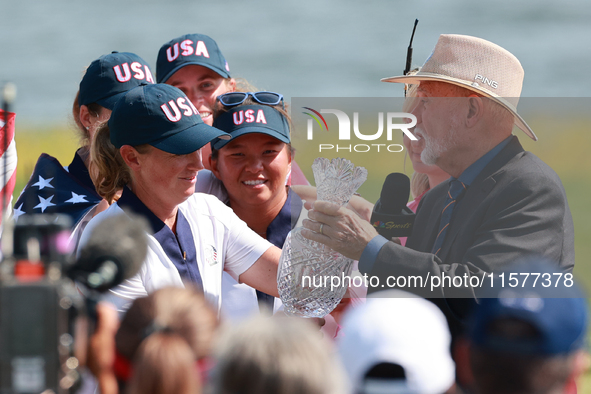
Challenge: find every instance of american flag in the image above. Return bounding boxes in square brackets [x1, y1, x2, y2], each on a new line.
[0, 109, 17, 225]
[13, 153, 102, 228]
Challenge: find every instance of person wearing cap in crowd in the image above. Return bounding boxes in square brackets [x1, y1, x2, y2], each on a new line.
[454, 258, 589, 394]
[14, 52, 154, 247]
[301, 34, 574, 336]
[338, 290, 456, 394]
[79, 83, 281, 315]
[155, 33, 310, 185]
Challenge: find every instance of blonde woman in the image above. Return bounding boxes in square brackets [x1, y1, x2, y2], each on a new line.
[80, 83, 280, 314]
[402, 80, 450, 212]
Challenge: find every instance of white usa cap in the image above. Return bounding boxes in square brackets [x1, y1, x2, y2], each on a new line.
[337, 291, 455, 394]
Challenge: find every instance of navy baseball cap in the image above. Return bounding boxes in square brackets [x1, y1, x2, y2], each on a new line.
[469, 258, 588, 356]
[156, 33, 231, 83]
[211, 105, 290, 150]
[79, 51, 155, 110]
[108, 84, 230, 155]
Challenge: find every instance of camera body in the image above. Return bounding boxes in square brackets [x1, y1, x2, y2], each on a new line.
[0, 215, 85, 394]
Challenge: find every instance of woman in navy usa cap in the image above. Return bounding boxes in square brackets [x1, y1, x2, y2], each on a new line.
[14, 51, 155, 247]
[156, 33, 310, 186]
[196, 92, 295, 320]
[79, 83, 281, 315]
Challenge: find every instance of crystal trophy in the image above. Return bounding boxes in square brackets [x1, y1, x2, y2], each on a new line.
[278, 158, 367, 317]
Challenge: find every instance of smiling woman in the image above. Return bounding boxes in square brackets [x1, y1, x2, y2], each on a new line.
[213, 133, 291, 206]
[192, 94, 300, 320]
[156, 34, 236, 171]
[80, 83, 282, 314]
[210, 101, 292, 228]
[121, 146, 204, 223]
[166, 65, 235, 126]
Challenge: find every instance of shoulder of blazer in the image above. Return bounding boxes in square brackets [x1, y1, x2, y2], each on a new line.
[472, 135, 525, 185]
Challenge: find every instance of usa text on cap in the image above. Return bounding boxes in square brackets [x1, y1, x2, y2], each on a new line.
[211, 104, 290, 150]
[79, 51, 155, 110]
[156, 33, 231, 83]
[108, 83, 230, 155]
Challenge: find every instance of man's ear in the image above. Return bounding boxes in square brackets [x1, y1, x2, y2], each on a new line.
[466, 95, 484, 128]
[119, 145, 142, 171]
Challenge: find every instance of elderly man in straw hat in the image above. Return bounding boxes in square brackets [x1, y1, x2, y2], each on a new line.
[302, 34, 574, 335]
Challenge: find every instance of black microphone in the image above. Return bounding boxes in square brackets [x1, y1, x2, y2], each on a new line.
[370, 173, 416, 238]
[69, 213, 148, 293]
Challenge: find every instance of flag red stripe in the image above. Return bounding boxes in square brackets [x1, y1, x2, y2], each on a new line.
[0, 109, 16, 157]
[0, 170, 17, 223]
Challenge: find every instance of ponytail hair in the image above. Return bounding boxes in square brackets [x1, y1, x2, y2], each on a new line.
[127, 332, 200, 394]
[90, 122, 134, 204]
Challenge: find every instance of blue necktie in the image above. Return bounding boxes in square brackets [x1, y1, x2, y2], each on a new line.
[431, 179, 467, 256]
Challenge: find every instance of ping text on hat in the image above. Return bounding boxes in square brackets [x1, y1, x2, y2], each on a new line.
[474, 74, 498, 89]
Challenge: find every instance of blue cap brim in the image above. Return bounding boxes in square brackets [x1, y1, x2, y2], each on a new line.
[152, 123, 230, 155]
[212, 125, 290, 150]
[96, 91, 127, 110]
[159, 62, 230, 83]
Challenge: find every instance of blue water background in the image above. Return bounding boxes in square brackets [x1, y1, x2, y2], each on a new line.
[1, 0, 590, 124]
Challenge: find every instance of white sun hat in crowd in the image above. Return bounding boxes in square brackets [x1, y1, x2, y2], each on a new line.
[337, 290, 455, 394]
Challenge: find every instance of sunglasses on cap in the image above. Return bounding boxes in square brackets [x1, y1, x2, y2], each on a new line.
[217, 91, 284, 109]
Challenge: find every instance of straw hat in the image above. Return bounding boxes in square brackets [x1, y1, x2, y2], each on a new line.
[382, 34, 537, 141]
